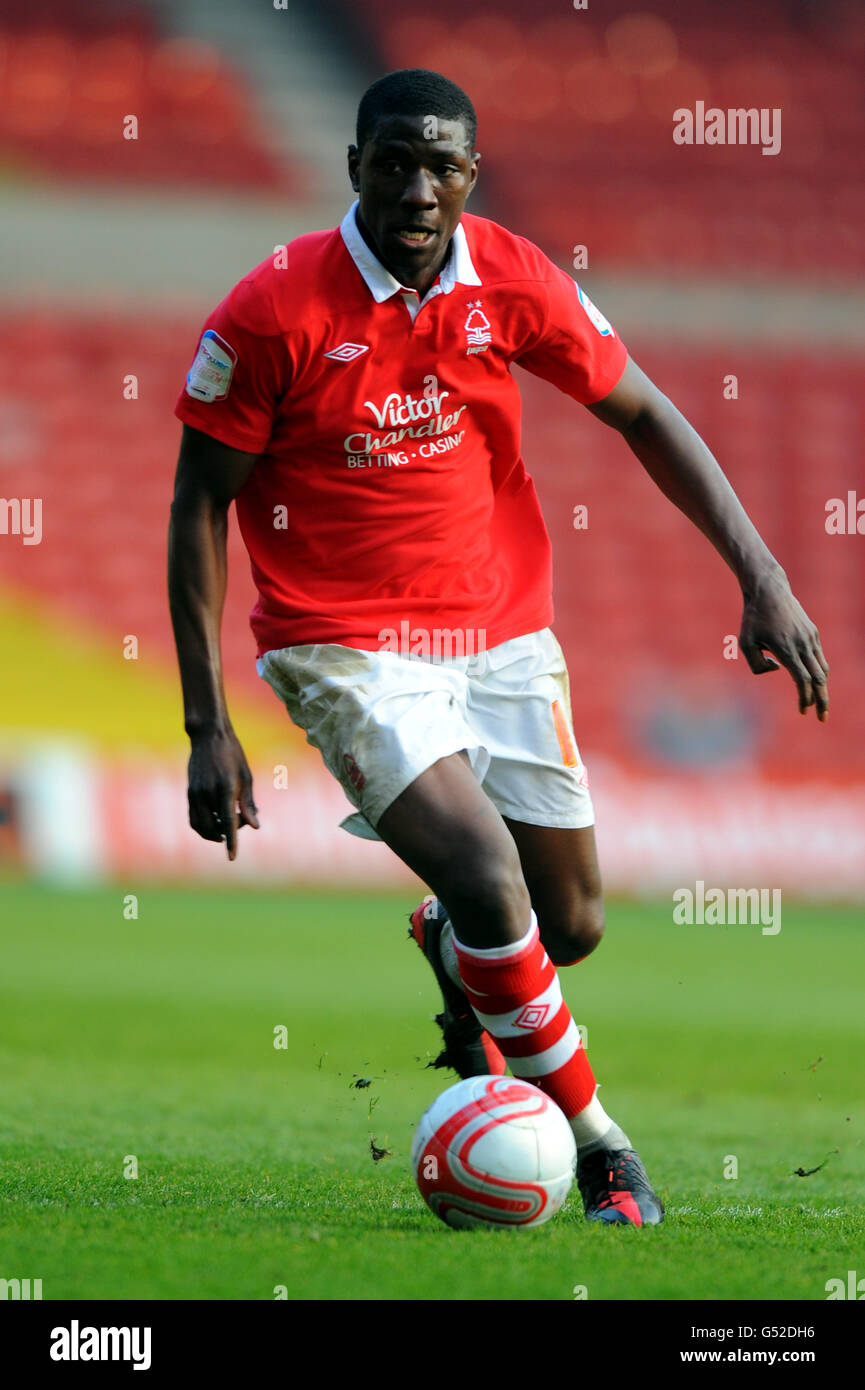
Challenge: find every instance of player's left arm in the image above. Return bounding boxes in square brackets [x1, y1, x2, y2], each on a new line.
[587, 356, 829, 720]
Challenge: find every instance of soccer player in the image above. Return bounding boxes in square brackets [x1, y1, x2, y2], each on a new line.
[168, 69, 829, 1226]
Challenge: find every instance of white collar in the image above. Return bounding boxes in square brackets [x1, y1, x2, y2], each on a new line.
[339, 199, 481, 303]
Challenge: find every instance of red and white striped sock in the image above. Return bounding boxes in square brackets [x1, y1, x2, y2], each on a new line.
[453, 913, 619, 1147]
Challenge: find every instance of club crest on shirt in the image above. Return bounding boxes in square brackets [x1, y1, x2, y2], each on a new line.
[464, 300, 492, 355]
[185, 330, 237, 402]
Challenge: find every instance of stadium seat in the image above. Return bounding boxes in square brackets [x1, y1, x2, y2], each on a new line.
[0, 15, 302, 193]
[340, 0, 865, 277]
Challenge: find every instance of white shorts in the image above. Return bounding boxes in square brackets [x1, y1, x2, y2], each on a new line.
[257, 627, 594, 840]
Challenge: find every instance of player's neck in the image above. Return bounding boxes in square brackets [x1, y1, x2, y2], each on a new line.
[355, 208, 452, 299]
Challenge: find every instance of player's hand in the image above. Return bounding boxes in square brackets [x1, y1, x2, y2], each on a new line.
[187, 728, 260, 860]
[739, 569, 829, 721]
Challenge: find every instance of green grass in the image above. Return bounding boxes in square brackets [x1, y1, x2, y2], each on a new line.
[0, 883, 863, 1301]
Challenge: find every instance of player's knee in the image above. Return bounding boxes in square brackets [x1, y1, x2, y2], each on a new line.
[443, 855, 531, 946]
[543, 895, 605, 965]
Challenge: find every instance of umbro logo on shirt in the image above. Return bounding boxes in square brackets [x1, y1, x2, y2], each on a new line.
[324, 342, 370, 362]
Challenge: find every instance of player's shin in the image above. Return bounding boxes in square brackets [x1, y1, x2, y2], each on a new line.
[452, 913, 629, 1152]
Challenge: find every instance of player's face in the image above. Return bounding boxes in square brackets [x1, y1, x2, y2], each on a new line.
[348, 115, 480, 294]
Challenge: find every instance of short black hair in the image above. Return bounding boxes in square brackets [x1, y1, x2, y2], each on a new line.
[356, 69, 476, 152]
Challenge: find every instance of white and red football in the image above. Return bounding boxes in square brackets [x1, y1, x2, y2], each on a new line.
[411, 1075, 577, 1230]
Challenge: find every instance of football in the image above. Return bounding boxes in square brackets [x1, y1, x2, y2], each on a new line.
[411, 1075, 577, 1230]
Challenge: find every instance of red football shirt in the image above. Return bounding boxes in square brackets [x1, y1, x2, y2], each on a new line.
[174, 203, 627, 658]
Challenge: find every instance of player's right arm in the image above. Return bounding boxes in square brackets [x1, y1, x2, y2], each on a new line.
[168, 423, 261, 860]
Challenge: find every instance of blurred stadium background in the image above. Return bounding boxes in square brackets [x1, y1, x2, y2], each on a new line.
[1, 0, 863, 899]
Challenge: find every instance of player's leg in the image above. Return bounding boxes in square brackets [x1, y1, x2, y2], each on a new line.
[410, 820, 604, 1087]
[501, 820, 605, 965]
[406, 628, 663, 1224]
[377, 753, 600, 1148]
[403, 752, 509, 1078]
[378, 750, 530, 950]
[500, 818, 662, 1224]
[407, 812, 604, 1074]
[413, 812, 663, 1225]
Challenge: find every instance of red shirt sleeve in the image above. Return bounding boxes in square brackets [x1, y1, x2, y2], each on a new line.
[174, 271, 287, 454]
[515, 262, 627, 405]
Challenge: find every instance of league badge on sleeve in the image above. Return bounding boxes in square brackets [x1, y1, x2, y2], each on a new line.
[185, 329, 238, 402]
[576, 284, 614, 337]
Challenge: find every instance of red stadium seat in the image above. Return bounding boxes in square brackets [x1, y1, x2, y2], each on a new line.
[338, 0, 865, 277]
[0, 17, 303, 194]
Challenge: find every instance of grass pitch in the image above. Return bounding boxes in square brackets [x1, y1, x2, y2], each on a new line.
[0, 882, 862, 1301]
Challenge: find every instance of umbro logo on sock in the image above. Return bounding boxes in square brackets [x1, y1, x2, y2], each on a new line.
[514, 1003, 550, 1030]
